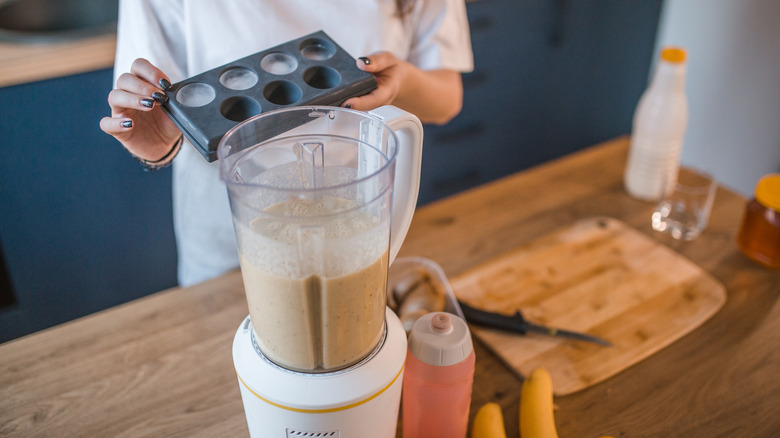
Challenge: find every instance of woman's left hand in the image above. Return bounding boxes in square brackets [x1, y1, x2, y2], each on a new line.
[343, 51, 463, 125]
[342, 51, 406, 111]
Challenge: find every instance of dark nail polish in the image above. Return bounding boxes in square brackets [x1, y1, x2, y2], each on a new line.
[121, 120, 133, 128]
[359, 57, 371, 65]
[152, 91, 169, 104]
[141, 98, 154, 108]
[159, 78, 172, 90]
[344, 103, 352, 109]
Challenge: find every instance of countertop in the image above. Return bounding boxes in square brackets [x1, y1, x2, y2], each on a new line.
[1, 137, 778, 437]
[0, 34, 116, 87]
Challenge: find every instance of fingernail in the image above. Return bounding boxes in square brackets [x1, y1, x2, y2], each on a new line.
[152, 91, 169, 104]
[141, 98, 154, 108]
[121, 120, 133, 128]
[159, 78, 172, 90]
[344, 103, 352, 109]
[359, 57, 371, 65]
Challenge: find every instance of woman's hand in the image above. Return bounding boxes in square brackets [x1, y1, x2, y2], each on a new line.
[342, 51, 463, 125]
[100, 58, 182, 164]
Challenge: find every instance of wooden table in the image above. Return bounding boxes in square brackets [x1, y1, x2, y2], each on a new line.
[2, 137, 778, 437]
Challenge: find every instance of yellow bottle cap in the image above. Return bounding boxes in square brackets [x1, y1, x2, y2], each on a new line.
[661, 47, 687, 64]
[756, 174, 780, 211]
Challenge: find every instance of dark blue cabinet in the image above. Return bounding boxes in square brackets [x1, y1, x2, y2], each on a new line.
[418, 0, 662, 204]
[0, 68, 178, 342]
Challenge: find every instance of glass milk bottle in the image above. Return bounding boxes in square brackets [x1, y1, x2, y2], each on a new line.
[624, 46, 689, 201]
[402, 312, 475, 438]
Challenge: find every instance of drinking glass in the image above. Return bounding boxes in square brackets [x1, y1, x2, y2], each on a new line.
[651, 166, 717, 240]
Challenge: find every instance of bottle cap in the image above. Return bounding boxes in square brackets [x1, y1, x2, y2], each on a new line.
[755, 174, 780, 211]
[408, 312, 473, 367]
[661, 47, 687, 64]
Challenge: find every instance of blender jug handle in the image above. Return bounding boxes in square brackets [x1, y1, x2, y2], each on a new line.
[369, 105, 424, 265]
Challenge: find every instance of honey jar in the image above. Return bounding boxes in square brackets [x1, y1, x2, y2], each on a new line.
[737, 174, 780, 268]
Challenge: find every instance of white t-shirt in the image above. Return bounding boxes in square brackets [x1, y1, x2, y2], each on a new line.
[114, 0, 474, 286]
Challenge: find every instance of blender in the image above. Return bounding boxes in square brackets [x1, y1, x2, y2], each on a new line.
[220, 105, 423, 437]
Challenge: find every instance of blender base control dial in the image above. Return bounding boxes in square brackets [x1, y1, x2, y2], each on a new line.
[161, 30, 377, 162]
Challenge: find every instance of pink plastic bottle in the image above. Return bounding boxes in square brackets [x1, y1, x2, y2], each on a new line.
[402, 312, 475, 438]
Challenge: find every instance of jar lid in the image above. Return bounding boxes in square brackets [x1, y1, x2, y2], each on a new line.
[756, 174, 780, 211]
[408, 312, 473, 367]
[661, 47, 687, 64]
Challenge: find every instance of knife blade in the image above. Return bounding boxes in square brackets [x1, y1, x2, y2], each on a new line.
[457, 300, 613, 347]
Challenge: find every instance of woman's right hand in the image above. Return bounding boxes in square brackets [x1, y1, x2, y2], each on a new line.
[100, 58, 182, 163]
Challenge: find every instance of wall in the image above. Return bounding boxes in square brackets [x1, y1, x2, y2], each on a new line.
[654, 0, 780, 196]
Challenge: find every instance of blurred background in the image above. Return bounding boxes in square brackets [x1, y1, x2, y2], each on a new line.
[1, 0, 778, 342]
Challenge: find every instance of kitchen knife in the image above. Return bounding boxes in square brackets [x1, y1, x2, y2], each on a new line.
[457, 300, 613, 347]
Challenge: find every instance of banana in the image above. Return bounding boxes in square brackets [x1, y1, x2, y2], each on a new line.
[471, 402, 507, 438]
[519, 367, 558, 438]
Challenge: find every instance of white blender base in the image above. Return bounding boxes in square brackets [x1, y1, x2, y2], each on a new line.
[233, 307, 407, 438]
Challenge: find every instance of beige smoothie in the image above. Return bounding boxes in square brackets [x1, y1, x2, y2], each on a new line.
[235, 196, 389, 372]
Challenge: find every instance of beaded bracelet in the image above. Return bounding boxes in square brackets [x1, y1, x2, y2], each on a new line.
[133, 135, 184, 172]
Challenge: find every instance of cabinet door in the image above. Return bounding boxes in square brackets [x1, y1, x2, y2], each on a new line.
[0, 69, 178, 342]
[418, 0, 662, 205]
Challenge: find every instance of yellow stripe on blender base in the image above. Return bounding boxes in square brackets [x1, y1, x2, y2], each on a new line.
[235, 361, 405, 414]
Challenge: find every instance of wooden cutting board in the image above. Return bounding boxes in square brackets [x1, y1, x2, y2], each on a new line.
[450, 217, 726, 395]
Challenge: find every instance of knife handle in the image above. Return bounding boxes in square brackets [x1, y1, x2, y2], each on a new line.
[457, 300, 528, 335]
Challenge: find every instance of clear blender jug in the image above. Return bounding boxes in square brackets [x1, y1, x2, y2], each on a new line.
[219, 105, 422, 372]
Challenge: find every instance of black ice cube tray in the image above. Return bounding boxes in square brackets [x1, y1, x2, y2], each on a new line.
[161, 30, 377, 162]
